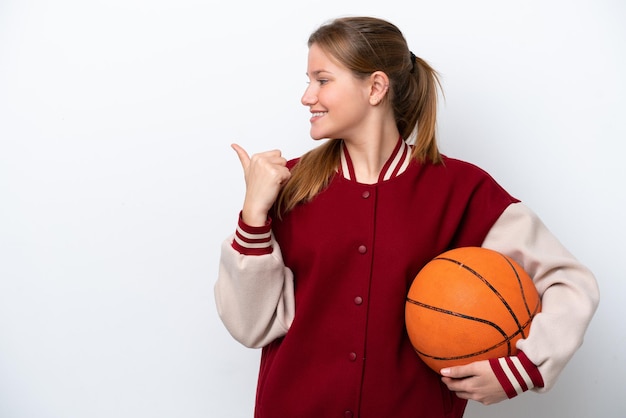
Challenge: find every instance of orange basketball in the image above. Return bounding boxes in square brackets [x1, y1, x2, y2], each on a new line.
[405, 247, 541, 373]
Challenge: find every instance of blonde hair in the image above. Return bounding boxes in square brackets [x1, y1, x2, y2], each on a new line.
[275, 16, 442, 216]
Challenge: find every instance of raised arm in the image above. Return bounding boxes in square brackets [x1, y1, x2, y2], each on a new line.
[215, 144, 295, 348]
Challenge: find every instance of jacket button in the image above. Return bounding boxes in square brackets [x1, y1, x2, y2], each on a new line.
[344, 411, 354, 418]
[349, 352, 357, 361]
[354, 296, 363, 305]
[358, 245, 367, 254]
[362, 190, 370, 198]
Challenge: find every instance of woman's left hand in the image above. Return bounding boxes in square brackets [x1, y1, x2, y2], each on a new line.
[440, 360, 508, 405]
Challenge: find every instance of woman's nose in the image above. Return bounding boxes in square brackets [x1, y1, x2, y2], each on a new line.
[301, 85, 317, 106]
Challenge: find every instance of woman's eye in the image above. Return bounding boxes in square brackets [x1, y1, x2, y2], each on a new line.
[318, 79, 328, 85]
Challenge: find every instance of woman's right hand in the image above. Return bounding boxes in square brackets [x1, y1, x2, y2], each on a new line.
[231, 143, 291, 227]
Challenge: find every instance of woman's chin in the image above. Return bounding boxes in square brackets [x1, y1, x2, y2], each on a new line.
[309, 132, 328, 141]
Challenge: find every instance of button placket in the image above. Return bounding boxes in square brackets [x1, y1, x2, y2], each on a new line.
[344, 186, 372, 418]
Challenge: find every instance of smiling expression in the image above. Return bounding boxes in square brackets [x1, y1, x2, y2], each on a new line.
[301, 43, 373, 141]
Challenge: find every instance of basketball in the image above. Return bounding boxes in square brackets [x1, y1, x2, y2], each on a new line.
[405, 246, 541, 373]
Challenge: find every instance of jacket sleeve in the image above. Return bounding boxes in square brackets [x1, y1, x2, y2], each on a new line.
[481, 202, 600, 392]
[214, 216, 296, 349]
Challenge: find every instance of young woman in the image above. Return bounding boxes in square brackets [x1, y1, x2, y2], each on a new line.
[215, 16, 599, 418]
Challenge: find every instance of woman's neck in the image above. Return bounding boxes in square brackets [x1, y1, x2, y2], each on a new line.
[342, 126, 401, 184]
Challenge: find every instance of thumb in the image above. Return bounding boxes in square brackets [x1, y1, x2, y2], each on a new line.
[231, 143, 250, 170]
[440, 363, 474, 379]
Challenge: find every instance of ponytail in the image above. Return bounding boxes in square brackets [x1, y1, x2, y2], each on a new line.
[401, 54, 443, 164]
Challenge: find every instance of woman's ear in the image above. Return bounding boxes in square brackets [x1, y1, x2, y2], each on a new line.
[368, 71, 390, 106]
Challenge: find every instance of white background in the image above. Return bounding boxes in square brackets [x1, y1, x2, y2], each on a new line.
[0, 0, 624, 417]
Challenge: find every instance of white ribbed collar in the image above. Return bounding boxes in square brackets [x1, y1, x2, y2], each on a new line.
[339, 137, 412, 183]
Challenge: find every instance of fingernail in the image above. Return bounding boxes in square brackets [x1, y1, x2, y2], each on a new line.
[440, 368, 450, 376]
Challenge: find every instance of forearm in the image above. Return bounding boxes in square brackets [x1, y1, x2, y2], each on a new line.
[214, 216, 296, 348]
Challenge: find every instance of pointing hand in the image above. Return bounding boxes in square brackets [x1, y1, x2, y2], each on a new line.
[231, 143, 291, 226]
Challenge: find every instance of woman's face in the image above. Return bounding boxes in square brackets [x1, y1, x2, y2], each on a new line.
[301, 43, 372, 141]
